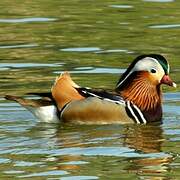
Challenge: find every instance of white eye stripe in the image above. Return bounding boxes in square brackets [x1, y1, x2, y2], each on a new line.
[133, 57, 162, 72]
[167, 63, 170, 74]
[117, 57, 166, 88]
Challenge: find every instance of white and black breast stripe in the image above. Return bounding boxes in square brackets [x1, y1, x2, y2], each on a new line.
[125, 101, 147, 124]
[59, 102, 71, 119]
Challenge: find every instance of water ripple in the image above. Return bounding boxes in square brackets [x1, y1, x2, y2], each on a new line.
[4, 170, 24, 174]
[14, 161, 44, 167]
[19, 170, 68, 178]
[95, 49, 133, 54]
[164, 92, 180, 102]
[60, 161, 89, 165]
[144, 0, 174, 2]
[164, 105, 180, 116]
[60, 47, 132, 54]
[110, 5, 133, 9]
[14, 147, 171, 159]
[54, 67, 125, 74]
[0, 62, 62, 69]
[0, 158, 11, 164]
[0, 43, 38, 49]
[0, 17, 57, 23]
[61, 176, 98, 180]
[60, 47, 101, 52]
[149, 24, 180, 29]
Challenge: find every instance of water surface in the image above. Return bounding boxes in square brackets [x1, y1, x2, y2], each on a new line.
[0, 0, 180, 179]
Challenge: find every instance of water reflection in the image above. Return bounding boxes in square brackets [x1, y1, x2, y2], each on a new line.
[123, 124, 164, 153]
[46, 124, 172, 179]
[0, 105, 176, 179]
[122, 125, 173, 179]
[0, 0, 179, 178]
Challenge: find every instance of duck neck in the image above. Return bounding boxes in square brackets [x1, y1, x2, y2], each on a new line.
[117, 75, 162, 122]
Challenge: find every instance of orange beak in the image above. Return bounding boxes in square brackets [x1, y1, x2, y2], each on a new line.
[160, 75, 177, 88]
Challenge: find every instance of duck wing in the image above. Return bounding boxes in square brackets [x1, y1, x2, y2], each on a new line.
[76, 87, 124, 103]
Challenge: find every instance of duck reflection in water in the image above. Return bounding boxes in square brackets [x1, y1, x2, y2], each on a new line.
[123, 123, 164, 153]
[39, 123, 173, 179]
[122, 124, 173, 179]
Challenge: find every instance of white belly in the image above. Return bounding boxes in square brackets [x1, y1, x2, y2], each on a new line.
[27, 105, 60, 123]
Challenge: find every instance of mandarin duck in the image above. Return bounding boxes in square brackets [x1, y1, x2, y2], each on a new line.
[5, 54, 176, 124]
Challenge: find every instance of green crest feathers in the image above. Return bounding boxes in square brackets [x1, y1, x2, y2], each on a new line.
[150, 54, 169, 74]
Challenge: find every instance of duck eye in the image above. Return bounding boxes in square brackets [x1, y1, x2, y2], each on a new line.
[151, 68, 157, 73]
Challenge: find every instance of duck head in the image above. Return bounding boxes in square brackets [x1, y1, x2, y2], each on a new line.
[116, 54, 176, 122]
[116, 54, 176, 90]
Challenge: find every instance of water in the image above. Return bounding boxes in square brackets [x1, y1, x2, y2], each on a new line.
[0, 0, 180, 179]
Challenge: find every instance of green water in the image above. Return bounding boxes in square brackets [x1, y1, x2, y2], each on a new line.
[0, 0, 180, 179]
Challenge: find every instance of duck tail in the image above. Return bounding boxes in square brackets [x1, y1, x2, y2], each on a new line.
[5, 95, 20, 101]
[5, 95, 28, 106]
[51, 72, 84, 109]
